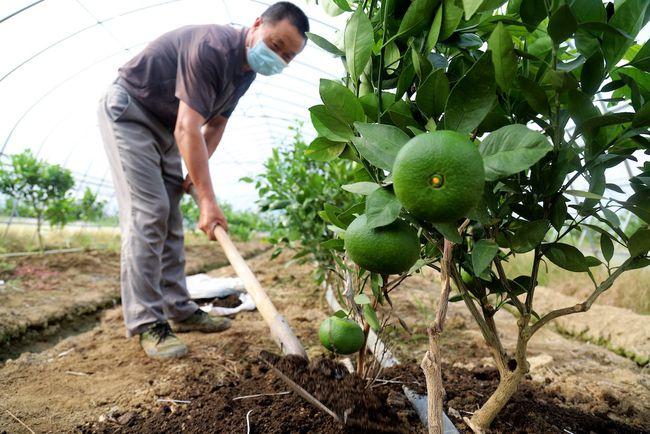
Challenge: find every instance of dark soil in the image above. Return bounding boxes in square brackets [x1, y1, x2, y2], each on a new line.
[83, 353, 425, 434]
[194, 293, 243, 308]
[383, 363, 647, 434]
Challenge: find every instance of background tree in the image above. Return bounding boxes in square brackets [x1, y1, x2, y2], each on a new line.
[0, 150, 75, 251]
[75, 187, 106, 222]
[245, 124, 359, 281]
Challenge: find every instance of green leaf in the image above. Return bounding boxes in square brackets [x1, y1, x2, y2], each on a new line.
[488, 22, 517, 92]
[581, 52, 605, 95]
[352, 122, 410, 171]
[345, 9, 374, 84]
[544, 243, 589, 272]
[416, 69, 449, 118]
[434, 223, 462, 244]
[519, 0, 547, 32]
[306, 32, 344, 56]
[462, 0, 483, 20]
[443, 53, 497, 134]
[602, 208, 621, 227]
[319, 79, 365, 124]
[517, 75, 549, 115]
[363, 304, 381, 331]
[321, 238, 345, 251]
[397, 0, 440, 39]
[628, 227, 650, 257]
[342, 182, 380, 195]
[548, 5, 578, 44]
[602, 0, 649, 69]
[331, 0, 352, 11]
[440, 0, 464, 41]
[365, 188, 402, 228]
[309, 105, 354, 142]
[630, 40, 650, 72]
[324, 203, 347, 229]
[354, 293, 371, 305]
[569, 0, 606, 23]
[306, 137, 347, 161]
[424, 6, 444, 53]
[600, 233, 614, 263]
[338, 202, 366, 225]
[471, 239, 499, 276]
[565, 190, 605, 200]
[479, 124, 553, 181]
[579, 112, 635, 134]
[550, 198, 567, 231]
[510, 219, 549, 253]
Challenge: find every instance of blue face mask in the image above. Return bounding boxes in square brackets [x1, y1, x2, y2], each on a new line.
[246, 39, 287, 76]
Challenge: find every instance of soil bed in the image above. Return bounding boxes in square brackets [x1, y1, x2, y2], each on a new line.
[384, 363, 646, 434]
[84, 352, 424, 434]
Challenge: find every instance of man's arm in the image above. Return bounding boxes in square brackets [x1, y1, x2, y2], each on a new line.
[181, 114, 227, 194]
[175, 100, 228, 238]
[203, 114, 228, 157]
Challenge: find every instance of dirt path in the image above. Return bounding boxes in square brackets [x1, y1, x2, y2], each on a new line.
[0, 248, 335, 433]
[0, 241, 267, 361]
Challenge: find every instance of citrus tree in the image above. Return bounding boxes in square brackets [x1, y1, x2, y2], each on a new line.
[0, 150, 76, 251]
[245, 125, 359, 281]
[306, 0, 650, 432]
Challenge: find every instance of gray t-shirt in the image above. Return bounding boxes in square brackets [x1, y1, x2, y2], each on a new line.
[118, 24, 256, 131]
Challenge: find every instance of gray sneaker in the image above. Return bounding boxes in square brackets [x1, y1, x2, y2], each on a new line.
[139, 322, 188, 360]
[171, 309, 231, 333]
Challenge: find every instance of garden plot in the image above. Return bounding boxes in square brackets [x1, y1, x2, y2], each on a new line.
[0, 248, 647, 433]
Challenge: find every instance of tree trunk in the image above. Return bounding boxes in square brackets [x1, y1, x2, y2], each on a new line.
[421, 330, 444, 434]
[36, 216, 44, 253]
[466, 366, 526, 433]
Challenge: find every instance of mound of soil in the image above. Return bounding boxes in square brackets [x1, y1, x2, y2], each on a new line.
[83, 353, 424, 434]
[194, 293, 243, 308]
[384, 363, 645, 433]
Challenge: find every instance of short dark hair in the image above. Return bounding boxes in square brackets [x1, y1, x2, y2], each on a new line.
[262, 2, 309, 38]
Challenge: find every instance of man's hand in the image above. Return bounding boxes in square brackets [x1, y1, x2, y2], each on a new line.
[198, 199, 229, 240]
[182, 174, 193, 194]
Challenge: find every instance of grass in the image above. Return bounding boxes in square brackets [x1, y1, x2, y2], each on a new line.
[501, 251, 650, 315]
[0, 224, 248, 256]
[0, 223, 122, 254]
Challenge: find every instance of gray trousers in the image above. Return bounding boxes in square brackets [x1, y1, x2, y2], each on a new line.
[97, 81, 198, 337]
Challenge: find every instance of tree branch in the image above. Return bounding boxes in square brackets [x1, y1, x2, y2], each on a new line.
[494, 257, 525, 314]
[529, 256, 637, 336]
[524, 248, 542, 313]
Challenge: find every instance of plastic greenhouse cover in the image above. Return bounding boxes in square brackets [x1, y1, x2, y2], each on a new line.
[0, 0, 344, 211]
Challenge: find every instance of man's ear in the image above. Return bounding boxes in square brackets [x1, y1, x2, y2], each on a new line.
[252, 16, 263, 30]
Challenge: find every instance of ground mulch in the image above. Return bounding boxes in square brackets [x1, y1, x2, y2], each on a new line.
[383, 363, 646, 434]
[83, 353, 424, 434]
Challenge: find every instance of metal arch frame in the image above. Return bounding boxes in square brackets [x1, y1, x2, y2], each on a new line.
[0, 39, 317, 154]
[1, 0, 339, 83]
[1, 0, 341, 153]
[0, 0, 336, 210]
[0, 0, 44, 23]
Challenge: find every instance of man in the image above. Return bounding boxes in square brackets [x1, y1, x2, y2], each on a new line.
[97, 2, 309, 359]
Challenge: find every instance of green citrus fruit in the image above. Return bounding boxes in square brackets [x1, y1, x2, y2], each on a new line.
[319, 316, 365, 355]
[344, 214, 420, 275]
[392, 131, 485, 223]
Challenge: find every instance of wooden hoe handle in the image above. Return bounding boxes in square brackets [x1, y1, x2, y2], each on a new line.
[189, 187, 307, 359]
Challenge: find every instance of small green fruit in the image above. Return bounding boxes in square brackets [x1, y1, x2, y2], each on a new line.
[318, 316, 365, 355]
